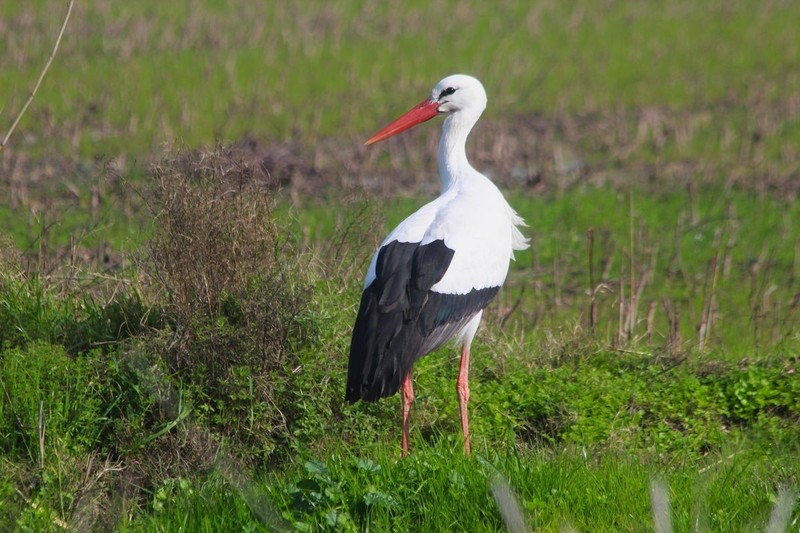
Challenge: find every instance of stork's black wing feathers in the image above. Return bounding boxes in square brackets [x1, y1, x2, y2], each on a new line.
[345, 239, 499, 403]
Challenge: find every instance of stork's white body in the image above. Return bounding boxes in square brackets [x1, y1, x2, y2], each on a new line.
[346, 74, 528, 456]
[365, 175, 527, 295]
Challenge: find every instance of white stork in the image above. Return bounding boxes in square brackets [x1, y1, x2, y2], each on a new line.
[345, 74, 529, 456]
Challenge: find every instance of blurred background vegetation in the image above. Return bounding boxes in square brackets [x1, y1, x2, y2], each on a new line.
[1, 1, 797, 159]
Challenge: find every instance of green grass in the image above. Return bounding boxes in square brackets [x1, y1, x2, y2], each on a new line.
[108, 444, 798, 531]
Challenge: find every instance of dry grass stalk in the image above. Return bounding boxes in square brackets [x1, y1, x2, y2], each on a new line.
[616, 194, 657, 346]
[587, 227, 596, 334]
[625, 247, 657, 344]
[37, 401, 45, 472]
[747, 244, 776, 349]
[69, 452, 125, 532]
[722, 203, 739, 279]
[0, 0, 75, 154]
[698, 253, 721, 352]
[662, 297, 682, 356]
[617, 275, 626, 346]
[646, 300, 657, 343]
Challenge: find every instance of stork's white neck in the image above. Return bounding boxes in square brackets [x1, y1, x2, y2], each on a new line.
[437, 109, 481, 190]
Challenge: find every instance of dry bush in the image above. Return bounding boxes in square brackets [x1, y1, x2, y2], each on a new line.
[148, 148, 278, 321]
[140, 146, 314, 461]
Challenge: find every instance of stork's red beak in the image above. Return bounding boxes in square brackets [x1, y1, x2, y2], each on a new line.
[365, 99, 440, 145]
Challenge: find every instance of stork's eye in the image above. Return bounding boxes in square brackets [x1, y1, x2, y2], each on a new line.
[439, 86, 457, 99]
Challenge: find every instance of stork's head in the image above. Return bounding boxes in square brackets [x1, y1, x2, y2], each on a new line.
[365, 74, 487, 145]
[429, 74, 487, 115]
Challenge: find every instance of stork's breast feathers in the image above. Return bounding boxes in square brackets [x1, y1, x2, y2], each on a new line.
[421, 193, 521, 294]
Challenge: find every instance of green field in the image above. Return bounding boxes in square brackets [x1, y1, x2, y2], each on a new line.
[1, 0, 799, 531]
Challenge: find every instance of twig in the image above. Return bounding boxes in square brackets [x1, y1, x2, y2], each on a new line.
[500, 285, 525, 328]
[0, 0, 75, 153]
[612, 348, 652, 357]
[697, 451, 745, 474]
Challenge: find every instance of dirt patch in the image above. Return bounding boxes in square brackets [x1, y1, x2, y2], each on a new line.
[2, 100, 798, 264]
[216, 101, 800, 201]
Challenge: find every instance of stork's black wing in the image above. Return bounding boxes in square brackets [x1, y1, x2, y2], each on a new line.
[345, 239, 499, 402]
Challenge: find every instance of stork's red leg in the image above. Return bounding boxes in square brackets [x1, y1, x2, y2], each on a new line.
[401, 372, 414, 457]
[456, 342, 471, 456]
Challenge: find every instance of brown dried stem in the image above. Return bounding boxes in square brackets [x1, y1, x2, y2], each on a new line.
[0, 0, 75, 154]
